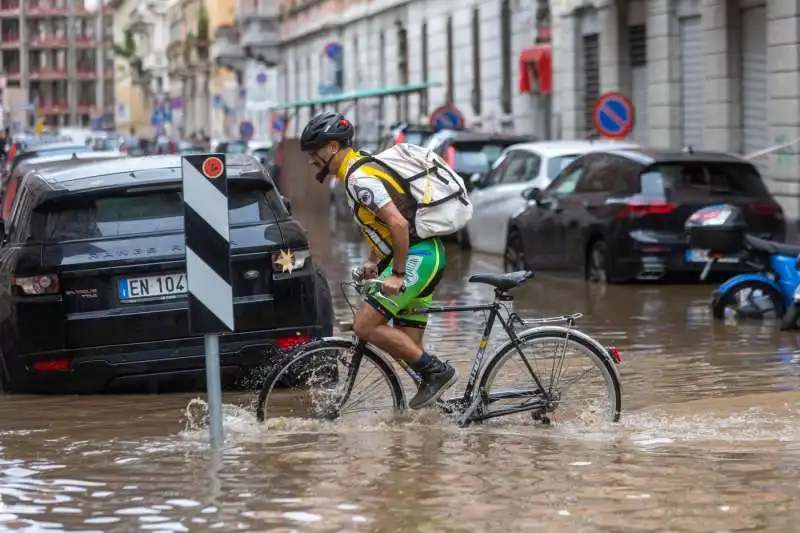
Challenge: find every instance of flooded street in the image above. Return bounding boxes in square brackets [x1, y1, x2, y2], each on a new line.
[4, 214, 800, 532]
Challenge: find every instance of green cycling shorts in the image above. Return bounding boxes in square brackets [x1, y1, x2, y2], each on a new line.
[365, 238, 446, 329]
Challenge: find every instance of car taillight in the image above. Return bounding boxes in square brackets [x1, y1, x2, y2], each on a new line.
[608, 345, 622, 363]
[275, 334, 310, 350]
[615, 202, 676, 218]
[13, 274, 60, 295]
[32, 358, 70, 372]
[394, 131, 405, 144]
[445, 145, 456, 167]
[750, 202, 783, 218]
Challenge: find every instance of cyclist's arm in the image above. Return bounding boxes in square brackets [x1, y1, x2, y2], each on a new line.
[376, 202, 409, 275]
[348, 173, 409, 274]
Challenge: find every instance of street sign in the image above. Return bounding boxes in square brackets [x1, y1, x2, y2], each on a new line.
[256, 72, 267, 85]
[592, 91, 635, 140]
[271, 112, 287, 134]
[239, 120, 254, 140]
[181, 153, 235, 449]
[430, 104, 465, 130]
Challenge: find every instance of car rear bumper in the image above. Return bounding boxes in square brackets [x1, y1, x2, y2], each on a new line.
[6, 326, 324, 394]
[610, 233, 754, 281]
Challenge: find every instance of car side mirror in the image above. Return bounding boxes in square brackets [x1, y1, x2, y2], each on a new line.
[522, 187, 543, 203]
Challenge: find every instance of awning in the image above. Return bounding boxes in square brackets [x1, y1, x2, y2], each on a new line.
[519, 44, 552, 95]
[269, 81, 441, 111]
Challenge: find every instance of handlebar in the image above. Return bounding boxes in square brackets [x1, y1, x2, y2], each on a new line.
[350, 267, 406, 294]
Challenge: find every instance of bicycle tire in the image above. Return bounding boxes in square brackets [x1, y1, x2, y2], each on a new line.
[255, 338, 406, 422]
[477, 327, 622, 423]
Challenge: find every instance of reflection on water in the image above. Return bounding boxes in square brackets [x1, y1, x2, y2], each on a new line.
[3, 213, 800, 531]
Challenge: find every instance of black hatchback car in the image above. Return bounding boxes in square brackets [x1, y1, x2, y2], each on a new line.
[505, 149, 785, 283]
[0, 154, 333, 393]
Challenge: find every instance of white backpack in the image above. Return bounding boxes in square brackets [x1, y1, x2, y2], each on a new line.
[345, 143, 473, 239]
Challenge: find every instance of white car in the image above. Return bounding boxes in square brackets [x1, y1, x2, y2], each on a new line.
[465, 139, 640, 255]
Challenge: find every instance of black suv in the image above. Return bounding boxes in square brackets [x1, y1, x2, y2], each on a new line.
[0, 154, 333, 393]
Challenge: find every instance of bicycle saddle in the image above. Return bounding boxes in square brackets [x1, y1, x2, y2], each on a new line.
[745, 235, 800, 257]
[468, 270, 534, 290]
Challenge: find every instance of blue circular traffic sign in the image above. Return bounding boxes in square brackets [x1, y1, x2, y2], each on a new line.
[592, 91, 635, 140]
[256, 72, 267, 85]
[271, 112, 287, 134]
[429, 104, 465, 131]
[239, 120, 255, 140]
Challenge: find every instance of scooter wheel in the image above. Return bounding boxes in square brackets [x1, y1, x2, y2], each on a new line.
[711, 279, 785, 321]
[781, 302, 800, 331]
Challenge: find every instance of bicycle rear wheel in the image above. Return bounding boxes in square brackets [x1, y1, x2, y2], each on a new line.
[256, 338, 406, 423]
[476, 327, 621, 425]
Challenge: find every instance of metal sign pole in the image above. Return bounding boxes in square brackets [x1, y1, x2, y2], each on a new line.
[181, 153, 235, 450]
[204, 333, 224, 448]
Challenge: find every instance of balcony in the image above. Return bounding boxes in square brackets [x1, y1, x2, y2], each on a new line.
[77, 70, 96, 79]
[29, 36, 68, 48]
[240, 19, 279, 66]
[5, 69, 19, 80]
[27, 6, 69, 16]
[238, 1, 278, 21]
[1, 34, 19, 48]
[211, 25, 245, 72]
[76, 36, 96, 47]
[0, 2, 19, 17]
[29, 68, 67, 80]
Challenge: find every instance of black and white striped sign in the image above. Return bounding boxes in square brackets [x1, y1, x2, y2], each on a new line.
[182, 153, 235, 334]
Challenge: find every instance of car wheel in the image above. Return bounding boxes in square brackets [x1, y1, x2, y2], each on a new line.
[587, 239, 609, 284]
[503, 230, 526, 272]
[456, 228, 472, 250]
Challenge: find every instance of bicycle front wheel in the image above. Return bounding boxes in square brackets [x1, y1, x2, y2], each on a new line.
[477, 328, 622, 425]
[256, 338, 406, 423]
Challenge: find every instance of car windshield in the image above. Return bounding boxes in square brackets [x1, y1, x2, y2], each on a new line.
[546, 155, 581, 179]
[219, 141, 248, 154]
[34, 146, 92, 157]
[32, 183, 281, 241]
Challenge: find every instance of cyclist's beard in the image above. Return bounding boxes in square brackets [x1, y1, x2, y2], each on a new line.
[314, 153, 335, 183]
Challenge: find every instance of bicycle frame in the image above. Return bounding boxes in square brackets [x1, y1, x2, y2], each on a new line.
[339, 288, 558, 424]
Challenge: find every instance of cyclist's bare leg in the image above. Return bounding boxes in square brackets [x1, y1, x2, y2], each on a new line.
[353, 303, 456, 409]
[395, 325, 424, 349]
[352, 303, 422, 364]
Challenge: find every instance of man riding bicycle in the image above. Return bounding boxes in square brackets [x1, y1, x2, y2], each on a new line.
[300, 111, 457, 409]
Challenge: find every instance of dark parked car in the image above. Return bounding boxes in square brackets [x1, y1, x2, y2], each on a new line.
[423, 130, 533, 187]
[504, 149, 785, 283]
[0, 154, 333, 393]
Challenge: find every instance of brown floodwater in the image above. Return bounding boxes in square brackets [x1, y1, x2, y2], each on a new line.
[3, 214, 800, 532]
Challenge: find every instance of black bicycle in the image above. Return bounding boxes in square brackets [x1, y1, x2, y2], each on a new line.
[255, 270, 622, 426]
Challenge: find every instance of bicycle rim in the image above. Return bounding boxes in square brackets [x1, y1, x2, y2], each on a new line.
[257, 339, 405, 424]
[477, 329, 621, 425]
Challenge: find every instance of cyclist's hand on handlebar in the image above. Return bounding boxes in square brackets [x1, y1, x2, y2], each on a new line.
[381, 274, 405, 295]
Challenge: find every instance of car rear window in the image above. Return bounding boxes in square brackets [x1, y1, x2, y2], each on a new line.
[452, 141, 518, 174]
[218, 141, 248, 154]
[31, 183, 283, 242]
[639, 162, 771, 198]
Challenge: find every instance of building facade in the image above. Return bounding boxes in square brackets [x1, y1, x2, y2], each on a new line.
[552, 0, 800, 218]
[0, 0, 114, 129]
[278, 0, 551, 146]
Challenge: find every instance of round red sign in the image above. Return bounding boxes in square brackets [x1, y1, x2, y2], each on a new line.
[202, 157, 224, 179]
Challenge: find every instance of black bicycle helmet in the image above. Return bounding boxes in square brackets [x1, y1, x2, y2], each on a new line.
[300, 111, 354, 151]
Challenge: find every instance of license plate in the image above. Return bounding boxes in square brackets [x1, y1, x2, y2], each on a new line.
[118, 273, 187, 301]
[686, 249, 740, 263]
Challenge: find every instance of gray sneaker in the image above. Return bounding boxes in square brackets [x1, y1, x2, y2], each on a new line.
[409, 362, 458, 409]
